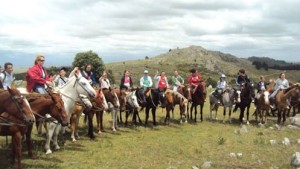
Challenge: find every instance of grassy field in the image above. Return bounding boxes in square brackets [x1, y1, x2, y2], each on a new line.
[1, 90, 300, 169]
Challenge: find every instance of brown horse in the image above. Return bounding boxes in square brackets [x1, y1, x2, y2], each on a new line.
[178, 84, 192, 119]
[115, 89, 127, 124]
[0, 87, 35, 169]
[190, 82, 206, 122]
[164, 90, 188, 124]
[275, 84, 300, 124]
[96, 88, 120, 132]
[85, 88, 108, 139]
[25, 90, 69, 154]
[254, 90, 270, 124]
[288, 89, 300, 117]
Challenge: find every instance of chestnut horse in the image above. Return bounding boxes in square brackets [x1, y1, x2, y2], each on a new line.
[25, 90, 69, 154]
[190, 82, 206, 122]
[164, 90, 188, 124]
[0, 87, 35, 169]
[178, 84, 192, 119]
[275, 84, 300, 124]
[254, 90, 270, 124]
[115, 89, 127, 124]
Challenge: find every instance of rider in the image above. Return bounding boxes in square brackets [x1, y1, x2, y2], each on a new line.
[99, 70, 111, 90]
[140, 70, 153, 103]
[213, 74, 227, 104]
[54, 67, 79, 87]
[254, 75, 270, 109]
[269, 72, 289, 109]
[0, 62, 15, 90]
[170, 70, 184, 92]
[120, 70, 133, 91]
[154, 71, 169, 92]
[82, 64, 96, 86]
[189, 68, 206, 100]
[233, 69, 251, 112]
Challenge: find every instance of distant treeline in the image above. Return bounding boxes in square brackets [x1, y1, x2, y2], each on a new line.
[248, 56, 300, 70]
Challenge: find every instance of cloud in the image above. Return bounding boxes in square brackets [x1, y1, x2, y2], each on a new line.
[0, 0, 299, 67]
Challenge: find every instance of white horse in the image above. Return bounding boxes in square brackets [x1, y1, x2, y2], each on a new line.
[126, 90, 140, 109]
[57, 73, 96, 142]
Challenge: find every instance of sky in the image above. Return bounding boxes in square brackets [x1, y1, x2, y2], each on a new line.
[0, 0, 300, 67]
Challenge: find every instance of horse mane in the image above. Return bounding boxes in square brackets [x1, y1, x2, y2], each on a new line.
[283, 85, 297, 94]
[25, 93, 51, 102]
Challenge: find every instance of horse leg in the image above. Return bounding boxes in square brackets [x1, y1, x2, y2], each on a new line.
[25, 124, 35, 158]
[96, 111, 103, 134]
[200, 104, 204, 122]
[246, 105, 250, 125]
[152, 108, 157, 126]
[228, 107, 232, 124]
[114, 108, 119, 130]
[223, 107, 226, 123]
[45, 122, 55, 154]
[37, 120, 44, 135]
[145, 108, 149, 127]
[277, 109, 282, 124]
[13, 132, 23, 169]
[119, 109, 123, 124]
[165, 108, 170, 125]
[88, 110, 95, 139]
[53, 124, 62, 151]
[70, 114, 77, 142]
[193, 105, 197, 122]
[239, 107, 245, 124]
[283, 109, 287, 124]
[136, 109, 143, 125]
[190, 104, 194, 120]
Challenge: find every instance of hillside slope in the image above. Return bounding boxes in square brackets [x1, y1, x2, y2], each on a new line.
[106, 45, 300, 87]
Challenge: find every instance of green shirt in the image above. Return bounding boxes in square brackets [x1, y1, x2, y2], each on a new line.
[171, 75, 184, 86]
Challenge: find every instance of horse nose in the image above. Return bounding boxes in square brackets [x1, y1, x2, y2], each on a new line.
[25, 117, 35, 124]
[62, 121, 69, 127]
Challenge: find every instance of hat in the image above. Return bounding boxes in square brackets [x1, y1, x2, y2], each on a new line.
[144, 70, 149, 74]
[221, 74, 226, 78]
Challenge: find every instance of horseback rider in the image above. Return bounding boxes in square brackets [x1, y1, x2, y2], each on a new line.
[189, 68, 206, 100]
[171, 70, 184, 92]
[154, 70, 169, 92]
[139, 70, 153, 103]
[0, 62, 15, 90]
[254, 75, 270, 109]
[233, 69, 252, 112]
[99, 70, 111, 90]
[120, 70, 133, 91]
[82, 64, 96, 86]
[213, 74, 228, 104]
[269, 72, 290, 109]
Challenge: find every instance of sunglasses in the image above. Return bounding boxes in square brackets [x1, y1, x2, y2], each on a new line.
[39, 60, 45, 62]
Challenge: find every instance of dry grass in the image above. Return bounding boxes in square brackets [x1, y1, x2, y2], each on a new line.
[0, 95, 299, 169]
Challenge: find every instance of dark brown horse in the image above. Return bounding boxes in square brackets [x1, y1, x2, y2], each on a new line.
[190, 82, 206, 122]
[115, 89, 127, 124]
[275, 84, 300, 124]
[178, 84, 192, 119]
[0, 87, 35, 169]
[96, 88, 120, 132]
[85, 88, 108, 139]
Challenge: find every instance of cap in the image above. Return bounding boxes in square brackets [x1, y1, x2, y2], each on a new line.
[144, 70, 149, 74]
[221, 74, 226, 78]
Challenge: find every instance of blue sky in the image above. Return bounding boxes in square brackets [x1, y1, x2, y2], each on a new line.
[1, 0, 300, 67]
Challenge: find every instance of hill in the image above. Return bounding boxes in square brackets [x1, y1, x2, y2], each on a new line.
[106, 45, 300, 87]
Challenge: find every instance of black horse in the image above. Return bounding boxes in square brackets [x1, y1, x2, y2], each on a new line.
[190, 83, 206, 122]
[143, 88, 166, 126]
[124, 88, 145, 126]
[236, 82, 254, 124]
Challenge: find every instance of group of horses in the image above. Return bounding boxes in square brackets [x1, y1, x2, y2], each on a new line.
[1, 74, 300, 169]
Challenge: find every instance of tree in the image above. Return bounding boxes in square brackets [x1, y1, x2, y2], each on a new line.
[72, 50, 105, 83]
[145, 56, 149, 60]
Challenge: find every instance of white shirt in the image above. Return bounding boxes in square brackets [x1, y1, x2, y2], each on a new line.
[217, 80, 227, 89]
[0, 71, 15, 90]
[274, 78, 289, 90]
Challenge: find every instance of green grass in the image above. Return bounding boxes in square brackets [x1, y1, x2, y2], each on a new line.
[1, 99, 300, 168]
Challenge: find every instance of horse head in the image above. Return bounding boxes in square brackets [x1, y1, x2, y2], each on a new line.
[181, 84, 192, 102]
[126, 90, 140, 109]
[6, 87, 35, 124]
[94, 88, 109, 111]
[47, 89, 69, 126]
[156, 89, 166, 108]
[74, 74, 96, 98]
[103, 88, 120, 109]
[117, 89, 127, 111]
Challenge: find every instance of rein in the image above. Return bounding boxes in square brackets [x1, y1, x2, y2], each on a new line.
[0, 115, 26, 127]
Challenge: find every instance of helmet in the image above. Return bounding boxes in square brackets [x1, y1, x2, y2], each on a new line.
[221, 74, 226, 78]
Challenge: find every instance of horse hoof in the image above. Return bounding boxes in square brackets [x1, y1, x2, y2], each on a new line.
[54, 146, 60, 151]
[112, 128, 116, 132]
[72, 138, 77, 142]
[45, 149, 52, 155]
[247, 121, 250, 125]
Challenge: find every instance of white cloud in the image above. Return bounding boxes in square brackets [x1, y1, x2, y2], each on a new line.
[0, 0, 300, 67]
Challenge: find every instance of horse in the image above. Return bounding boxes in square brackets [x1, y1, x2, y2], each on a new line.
[57, 73, 96, 142]
[237, 82, 254, 125]
[209, 88, 240, 123]
[288, 89, 300, 117]
[144, 88, 166, 126]
[123, 90, 141, 126]
[85, 88, 108, 139]
[115, 89, 127, 124]
[96, 88, 120, 132]
[275, 84, 300, 124]
[0, 87, 35, 169]
[25, 90, 69, 154]
[190, 82, 206, 122]
[178, 84, 192, 119]
[164, 90, 188, 124]
[254, 90, 270, 124]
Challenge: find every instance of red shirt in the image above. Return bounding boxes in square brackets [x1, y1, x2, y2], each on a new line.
[189, 73, 202, 86]
[26, 64, 50, 92]
[158, 76, 167, 89]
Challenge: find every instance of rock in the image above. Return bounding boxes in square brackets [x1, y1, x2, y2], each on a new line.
[297, 139, 300, 145]
[291, 152, 300, 168]
[269, 127, 274, 130]
[270, 139, 277, 145]
[288, 125, 300, 130]
[282, 137, 291, 146]
[191, 166, 199, 169]
[290, 114, 300, 126]
[275, 124, 281, 130]
[230, 153, 236, 158]
[201, 161, 212, 169]
[237, 153, 243, 158]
